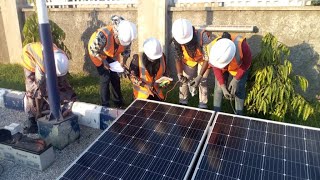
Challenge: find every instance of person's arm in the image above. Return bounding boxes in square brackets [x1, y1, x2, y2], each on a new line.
[163, 54, 169, 77]
[198, 31, 211, 76]
[129, 54, 139, 77]
[121, 44, 131, 66]
[235, 40, 252, 80]
[89, 31, 110, 69]
[213, 67, 225, 85]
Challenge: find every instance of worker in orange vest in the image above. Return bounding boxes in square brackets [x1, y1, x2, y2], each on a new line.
[129, 38, 170, 101]
[88, 15, 137, 108]
[171, 18, 212, 109]
[208, 32, 252, 115]
[21, 42, 77, 133]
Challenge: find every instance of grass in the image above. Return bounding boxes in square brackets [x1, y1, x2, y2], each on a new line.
[1, 63, 319, 128]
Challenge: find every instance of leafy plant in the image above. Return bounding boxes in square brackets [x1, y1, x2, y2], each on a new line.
[312, 0, 320, 6]
[22, 13, 71, 59]
[245, 33, 314, 121]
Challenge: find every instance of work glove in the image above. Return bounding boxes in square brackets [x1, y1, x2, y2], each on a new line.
[178, 74, 188, 83]
[221, 84, 233, 100]
[228, 77, 239, 96]
[189, 75, 202, 88]
[159, 80, 170, 88]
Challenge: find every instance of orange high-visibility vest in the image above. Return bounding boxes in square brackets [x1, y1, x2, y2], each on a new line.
[88, 26, 125, 67]
[133, 53, 166, 100]
[207, 34, 244, 76]
[181, 29, 207, 67]
[21, 42, 61, 73]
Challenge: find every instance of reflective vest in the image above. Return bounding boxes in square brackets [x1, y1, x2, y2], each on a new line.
[207, 34, 244, 76]
[21, 42, 62, 73]
[181, 29, 207, 67]
[88, 26, 125, 67]
[133, 53, 166, 100]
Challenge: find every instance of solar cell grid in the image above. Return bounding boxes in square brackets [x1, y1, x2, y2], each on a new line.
[193, 112, 320, 180]
[60, 99, 214, 180]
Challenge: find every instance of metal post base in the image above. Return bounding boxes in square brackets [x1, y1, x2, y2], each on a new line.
[37, 114, 80, 150]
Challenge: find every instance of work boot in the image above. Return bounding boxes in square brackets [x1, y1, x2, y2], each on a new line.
[23, 117, 38, 134]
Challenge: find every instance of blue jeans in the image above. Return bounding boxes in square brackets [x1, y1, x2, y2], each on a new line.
[213, 71, 249, 115]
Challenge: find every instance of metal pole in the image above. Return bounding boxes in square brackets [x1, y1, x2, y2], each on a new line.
[36, 0, 61, 120]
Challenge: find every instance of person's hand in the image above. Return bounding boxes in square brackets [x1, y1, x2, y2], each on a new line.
[189, 75, 202, 88]
[102, 60, 110, 70]
[178, 74, 188, 83]
[228, 77, 239, 96]
[221, 85, 233, 99]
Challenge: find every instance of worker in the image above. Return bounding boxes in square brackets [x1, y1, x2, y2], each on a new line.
[171, 18, 211, 109]
[129, 38, 170, 101]
[21, 42, 77, 134]
[88, 15, 137, 108]
[208, 32, 252, 115]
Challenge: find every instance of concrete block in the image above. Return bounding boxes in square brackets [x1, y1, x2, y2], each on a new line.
[0, 88, 6, 108]
[72, 102, 101, 129]
[38, 114, 80, 150]
[100, 107, 124, 130]
[4, 90, 25, 111]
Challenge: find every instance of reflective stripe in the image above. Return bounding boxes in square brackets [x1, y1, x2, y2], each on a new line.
[26, 44, 45, 72]
[133, 85, 149, 96]
[100, 27, 112, 52]
[233, 35, 242, 65]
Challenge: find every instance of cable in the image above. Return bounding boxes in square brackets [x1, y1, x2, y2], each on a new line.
[229, 98, 237, 114]
[164, 80, 180, 101]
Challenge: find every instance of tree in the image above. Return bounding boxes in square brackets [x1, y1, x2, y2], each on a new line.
[245, 33, 314, 121]
[22, 1, 71, 59]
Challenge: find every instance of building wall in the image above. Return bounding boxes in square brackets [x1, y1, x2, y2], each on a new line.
[0, 8, 9, 64]
[24, 8, 138, 76]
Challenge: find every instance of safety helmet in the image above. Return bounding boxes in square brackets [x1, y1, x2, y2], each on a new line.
[117, 20, 137, 46]
[54, 51, 69, 77]
[172, 18, 193, 44]
[209, 38, 236, 69]
[143, 38, 163, 60]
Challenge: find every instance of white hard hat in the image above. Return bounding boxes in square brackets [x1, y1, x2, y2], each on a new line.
[209, 38, 236, 69]
[143, 38, 163, 60]
[117, 20, 137, 46]
[54, 51, 69, 77]
[172, 18, 193, 44]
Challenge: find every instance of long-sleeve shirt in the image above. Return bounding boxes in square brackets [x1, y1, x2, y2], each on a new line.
[172, 30, 212, 62]
[213, 40, 252, 85]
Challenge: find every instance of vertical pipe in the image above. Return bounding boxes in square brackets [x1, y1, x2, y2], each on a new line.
[36, 0, 61, 120]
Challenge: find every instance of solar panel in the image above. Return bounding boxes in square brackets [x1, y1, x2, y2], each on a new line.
[59, 99, 215, 180]
[192, 112, 320, 180]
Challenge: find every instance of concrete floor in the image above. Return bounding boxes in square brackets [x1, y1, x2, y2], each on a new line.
[0, 107, 103, 180]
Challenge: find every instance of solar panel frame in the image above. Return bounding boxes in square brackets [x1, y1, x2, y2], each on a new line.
[192, 112, 320, 180]
[58, 99, 215, 180]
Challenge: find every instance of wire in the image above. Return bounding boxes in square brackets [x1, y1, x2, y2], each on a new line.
[229, 98, 237, 114]
[164, 80, 180, 101]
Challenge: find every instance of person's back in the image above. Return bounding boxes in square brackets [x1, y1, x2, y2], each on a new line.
[21, 42, 76, 133]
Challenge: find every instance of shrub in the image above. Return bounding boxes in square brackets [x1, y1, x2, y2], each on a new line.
[245, 33, 314, 121]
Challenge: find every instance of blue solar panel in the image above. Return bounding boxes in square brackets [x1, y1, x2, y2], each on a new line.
[59, 99, 214, 180]
[192, 112, 320, 180]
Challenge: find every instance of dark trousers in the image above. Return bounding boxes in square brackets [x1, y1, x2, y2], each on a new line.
[97, 65, 124, 107]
